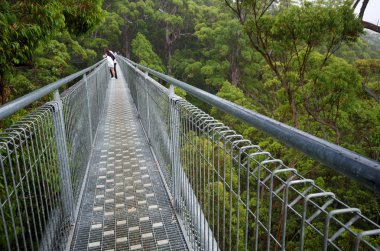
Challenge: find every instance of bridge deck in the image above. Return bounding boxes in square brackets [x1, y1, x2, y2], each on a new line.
[69, 69, 188, 251]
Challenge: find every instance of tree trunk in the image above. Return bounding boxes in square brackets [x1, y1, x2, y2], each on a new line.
[122, 24, 131, 58]
[285, 85, 299, 128]
[274, 205, 285, 251]
[231, 44, 241, 86]
[354, 0, 380, 33]
[362, 83, 380, 103]
[359, 0, 369, 18]
[335, 127, 341, 145]
[362, 20, 380, 33]
[167, 46, 173, 74]
[165, 27, 175, 74]
[125, 32, 131, 59]
[352, 0, 361, 9]
[0, 75, 7, 105]
[231, 66, 241, 86]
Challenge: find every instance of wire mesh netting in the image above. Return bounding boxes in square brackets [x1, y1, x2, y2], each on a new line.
[61, 65, 108, 202]
[120, 62, 173, 191]
[0, 62, 108, 251]
[0, 104, 70, 251]
[118, 56, 380, 251]
[69, 69, 188, 250]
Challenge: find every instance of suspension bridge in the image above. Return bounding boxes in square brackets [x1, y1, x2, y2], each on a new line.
[0, 57, 379, 251]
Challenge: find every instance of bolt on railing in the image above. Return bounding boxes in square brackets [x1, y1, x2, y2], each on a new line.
[0, 60, 109, 250]
[118, 56, 380, 251]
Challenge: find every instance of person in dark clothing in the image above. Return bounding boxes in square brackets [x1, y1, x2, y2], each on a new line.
[104, 48, 117, 79]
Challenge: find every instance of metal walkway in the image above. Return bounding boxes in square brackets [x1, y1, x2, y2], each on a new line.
[1, 58, 379, 251]
[69, 69, 188, 250]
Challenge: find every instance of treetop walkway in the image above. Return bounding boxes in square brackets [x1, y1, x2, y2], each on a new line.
[0, 56, 379, 250]
[69, 67, 188, 250]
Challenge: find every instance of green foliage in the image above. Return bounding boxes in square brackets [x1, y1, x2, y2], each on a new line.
[174, 86, 187, 98]
[0, 117, 62, 249]
[80, 11, 123, 59]
[272, 3, 355, 46]
[0, 0, 102, 68]
[1, 0, 380, 248]
[63, 0, 104, 35]
[0, 0, 103, 104]
[131, 33, 166, 73]
[211, 82, 261, 140]
[33, 40, 71, 83]
[355, 58, 380, 101]
[234, 0, 363, 128]
[335, 31, 380, 62]
[302, 54, 362, 143]
[8, 74, 35, 101]
[355, 58, 380, 77]
[0, 1, 64, 72]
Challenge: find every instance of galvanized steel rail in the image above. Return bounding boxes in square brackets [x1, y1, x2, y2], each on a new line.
[0, 55, 379, 251]
[121, 58, 380, 193]
[0, 60, 104, 121]
[118, 56, 380, 251]
[0, 61, 109, 250]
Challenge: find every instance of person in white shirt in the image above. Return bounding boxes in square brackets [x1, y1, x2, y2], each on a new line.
[104, 48, 117, 79]
[103, 50, 115, 79]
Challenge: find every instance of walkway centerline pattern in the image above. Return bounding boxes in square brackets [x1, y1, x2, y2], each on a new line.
[69, 69, 188, 251]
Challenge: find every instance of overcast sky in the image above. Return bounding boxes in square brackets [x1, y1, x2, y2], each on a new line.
[355, 0, 380, 25]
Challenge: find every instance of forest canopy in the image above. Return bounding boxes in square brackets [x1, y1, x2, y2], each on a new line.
[1, 0, 379, 225]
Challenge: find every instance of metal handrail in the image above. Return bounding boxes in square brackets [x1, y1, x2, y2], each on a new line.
[118, 57, 380, 250]
[119, 56, 380, 192]
[0, 60, 105, 120]
[0, 60, 108, 250]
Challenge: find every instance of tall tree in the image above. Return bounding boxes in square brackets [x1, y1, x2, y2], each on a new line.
[111, 0, 155, 58]
[131, 32, 165, 73]
[225, 0, 363, 128]
[0, 0, 103, 104]
[153, 0, 199, 74]
[80, 10, 124, 58]
[355, 58, 380, 103]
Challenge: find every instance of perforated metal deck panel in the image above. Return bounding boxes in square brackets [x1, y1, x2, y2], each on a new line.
[69, 69, 188, 251]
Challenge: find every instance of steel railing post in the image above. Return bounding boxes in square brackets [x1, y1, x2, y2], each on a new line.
[83, 74, 93, 145]
[135, 66, 140, 116]
[95, 72, 100, 114]
[123, 57, 380, 192]
[117, 56, 380, 251]
[170, 85, 180, 208]
[145, 71, 151, 144]
[52, 90, 74, 223]
[0, 60, 104, 121]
